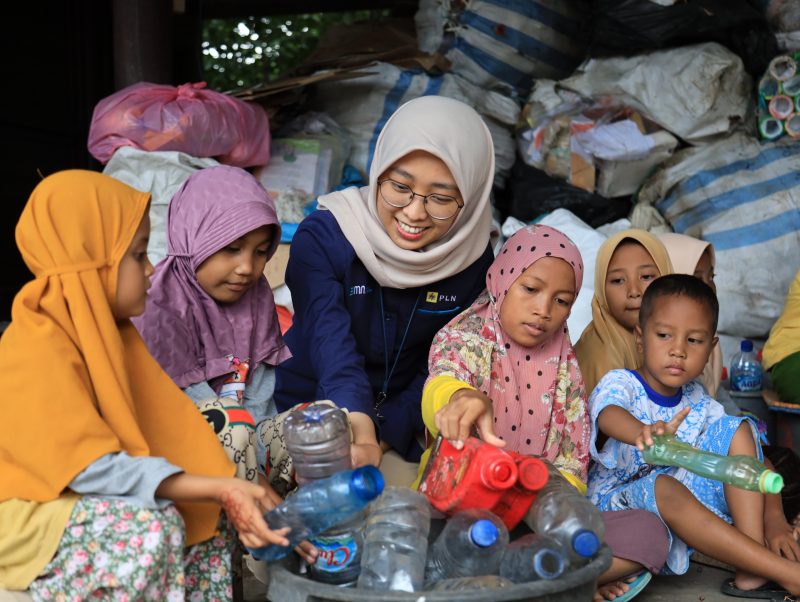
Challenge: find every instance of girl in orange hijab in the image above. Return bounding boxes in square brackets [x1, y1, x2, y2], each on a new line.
[0, 171, 292, 599]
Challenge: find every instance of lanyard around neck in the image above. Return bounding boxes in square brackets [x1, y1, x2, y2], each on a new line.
[376, 287, 420, 419]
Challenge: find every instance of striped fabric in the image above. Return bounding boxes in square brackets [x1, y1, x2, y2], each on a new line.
[439, 0, 586, 97]
[638, 132, 800, 338]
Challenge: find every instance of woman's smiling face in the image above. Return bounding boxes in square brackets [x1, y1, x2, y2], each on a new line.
[376, 150, 462, 250]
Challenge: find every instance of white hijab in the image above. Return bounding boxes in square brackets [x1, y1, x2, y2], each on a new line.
[317, 96, 495, 289]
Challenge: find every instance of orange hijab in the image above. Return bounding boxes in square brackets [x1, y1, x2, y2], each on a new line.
[0, 170, 233, 545]
[574, 229, 673, 395]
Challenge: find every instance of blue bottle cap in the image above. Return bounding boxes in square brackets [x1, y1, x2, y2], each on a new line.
[350, 466, 385, 502]
[572, 530, 600, 557]
[469, 519, 499, 548]
[534, 549, 565, 580]
[741, 340, 754, 352]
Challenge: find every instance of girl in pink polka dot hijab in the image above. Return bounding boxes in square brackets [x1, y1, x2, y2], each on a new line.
[420, 224, 589, 485]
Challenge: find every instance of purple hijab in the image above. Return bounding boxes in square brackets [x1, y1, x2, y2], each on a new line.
[134, 165, 291, 389]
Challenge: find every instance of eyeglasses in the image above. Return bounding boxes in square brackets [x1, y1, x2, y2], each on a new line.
[377, 179, 464, 220]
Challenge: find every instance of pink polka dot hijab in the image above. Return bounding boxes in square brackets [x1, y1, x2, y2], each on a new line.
[427, 224, 590, 475]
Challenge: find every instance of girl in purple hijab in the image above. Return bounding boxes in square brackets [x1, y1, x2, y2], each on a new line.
[134, 165, 291, 483]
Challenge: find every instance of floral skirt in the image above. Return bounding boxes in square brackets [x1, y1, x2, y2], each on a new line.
[29, 496, 234, 602]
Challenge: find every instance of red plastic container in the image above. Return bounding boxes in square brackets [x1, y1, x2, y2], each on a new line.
[418, 436, 549, 530]
[491, 453, 549, 530]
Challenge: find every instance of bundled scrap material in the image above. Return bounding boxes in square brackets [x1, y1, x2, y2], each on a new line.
[415, 0, 588, 98]
[307, 61, 519, 186]
[757, 53, 800, 141]
[88, 81, 271, 167]
[518, 80, 677, 199]
[635, 132, 800, 339]
[588, 0, 778, 77]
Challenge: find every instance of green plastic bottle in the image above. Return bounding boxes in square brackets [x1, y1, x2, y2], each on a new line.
[643, 435, 783, 494]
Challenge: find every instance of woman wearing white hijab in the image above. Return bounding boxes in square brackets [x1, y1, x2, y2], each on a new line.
[273, 96, 495, 474]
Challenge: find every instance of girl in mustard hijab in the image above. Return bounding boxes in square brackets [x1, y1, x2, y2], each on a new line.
[0, 171, 294, 599]
[575, 229, 673, 395]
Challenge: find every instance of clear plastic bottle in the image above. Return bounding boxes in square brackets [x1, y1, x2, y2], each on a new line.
[643, 434, 783, 494]
[283, 404, 351, 484]
[430, 575, 515, 591]
[283, 404, 363, 585]
[527, 463, 604, 564]
[357, 487, 432, 592]
[247, 466, 384, 563]
[500, 533, 566, 582]
[424, 509, 509, 585]
[730, 340, 763, 393]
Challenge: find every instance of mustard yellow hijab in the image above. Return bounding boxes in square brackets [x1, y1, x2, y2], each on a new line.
[0, 170, 233, 543]
[574, 229, 673, 395]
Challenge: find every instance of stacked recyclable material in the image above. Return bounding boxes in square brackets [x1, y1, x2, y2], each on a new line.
[758, 53, 800, 140]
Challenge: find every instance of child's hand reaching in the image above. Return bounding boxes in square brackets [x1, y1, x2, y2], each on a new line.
[635, 406, 691, 451]
[434, 388, 505, 450]
[217, 478, 291, 550]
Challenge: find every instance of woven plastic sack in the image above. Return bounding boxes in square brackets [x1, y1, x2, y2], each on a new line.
[88, 81, 270, 167]
[636, 132, 800, 338]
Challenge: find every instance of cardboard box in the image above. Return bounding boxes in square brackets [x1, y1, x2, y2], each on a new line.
[264, 244, 291, 289]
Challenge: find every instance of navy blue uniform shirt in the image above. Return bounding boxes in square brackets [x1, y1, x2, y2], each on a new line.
[274, 210, 493, 461]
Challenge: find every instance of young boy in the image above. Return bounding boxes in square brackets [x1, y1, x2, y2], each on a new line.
[588, 274, 800, 597]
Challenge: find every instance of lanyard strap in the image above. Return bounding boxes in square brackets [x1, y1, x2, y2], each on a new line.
[377, 288, 420, 417]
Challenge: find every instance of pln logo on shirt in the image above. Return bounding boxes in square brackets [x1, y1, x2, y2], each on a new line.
[426, 291, 457, 303]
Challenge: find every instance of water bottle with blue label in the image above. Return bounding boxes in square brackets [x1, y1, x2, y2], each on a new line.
[283, 404, 364, 585]
[247, 466, 384, 563]
[730, 340, 763, 393]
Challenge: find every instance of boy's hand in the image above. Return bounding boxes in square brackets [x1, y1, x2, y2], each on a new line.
[765, 520, 800, 561]
[635, 407, 691, 451]
[217, 479, 291, 549]
[434, 388, 505, 450]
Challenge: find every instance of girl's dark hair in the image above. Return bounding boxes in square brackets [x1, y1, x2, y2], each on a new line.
[640, 274, 719, 332]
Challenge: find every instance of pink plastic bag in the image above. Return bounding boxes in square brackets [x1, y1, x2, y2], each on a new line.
[88, 81, 270, 167]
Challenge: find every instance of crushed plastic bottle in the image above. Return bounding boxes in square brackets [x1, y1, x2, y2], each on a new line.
[247, 466, 384, 563]
[357, 487, 431, 592]
[500, 533, 566, 582]
[527, 463, 604, 564]
[424, 509, 509, 585]
[643, 434, 783, 494]
[284, 404, 363, 584]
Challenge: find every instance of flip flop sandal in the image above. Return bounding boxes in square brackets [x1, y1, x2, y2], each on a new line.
[604, 571, 652, 602]
[720, 577, 795, 601]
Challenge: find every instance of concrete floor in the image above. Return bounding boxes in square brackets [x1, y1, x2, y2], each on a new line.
[242, 558, 793, 602]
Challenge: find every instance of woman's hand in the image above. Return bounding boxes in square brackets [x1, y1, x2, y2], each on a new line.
[434, 388, 505, 449]
[635, 407, 690, 451]
[348, 411, 383, 467]
[351, 442, 383, 467]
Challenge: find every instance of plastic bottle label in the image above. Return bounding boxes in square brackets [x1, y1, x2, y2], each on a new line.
[731, 372, 762, 392]
[310, 534, 358, 572]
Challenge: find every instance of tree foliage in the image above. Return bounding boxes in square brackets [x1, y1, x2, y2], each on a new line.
[202, 11, 388, 92]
